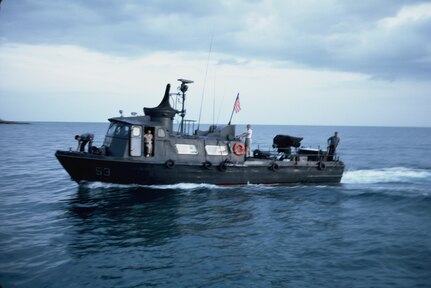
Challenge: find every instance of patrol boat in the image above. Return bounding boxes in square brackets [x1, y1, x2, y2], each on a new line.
[55, 79, 344, 185]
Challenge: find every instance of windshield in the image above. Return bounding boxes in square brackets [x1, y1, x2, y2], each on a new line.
[106, 123, 130, 138]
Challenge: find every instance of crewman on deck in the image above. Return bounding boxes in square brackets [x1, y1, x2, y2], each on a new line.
[239, 124, 253, 158]
[327, 131, 340, 161]
[75, 133, 94, 153]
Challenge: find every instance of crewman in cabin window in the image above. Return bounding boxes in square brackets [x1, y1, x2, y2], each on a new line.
[144, 130, 153, 157]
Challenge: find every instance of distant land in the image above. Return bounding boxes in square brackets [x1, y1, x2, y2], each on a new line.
[0, 118, 30, 124]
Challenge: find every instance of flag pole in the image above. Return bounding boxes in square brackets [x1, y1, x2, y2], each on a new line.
[228, 93, 239, 125]
[228, 107, 235, 125]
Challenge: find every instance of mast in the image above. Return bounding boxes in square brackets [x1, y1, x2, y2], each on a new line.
[177, 79, 194, 134]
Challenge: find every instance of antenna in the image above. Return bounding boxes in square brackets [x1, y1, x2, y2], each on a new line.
[197, 33, 214, 131]
[212, 68, 217, 126]
[177, 79, 194, 134]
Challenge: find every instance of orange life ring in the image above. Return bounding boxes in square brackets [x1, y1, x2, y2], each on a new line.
[233, 142, 245, 156]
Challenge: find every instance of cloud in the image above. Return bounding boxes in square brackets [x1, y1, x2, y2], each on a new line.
[2, 42, 430, 127]
[378, 2, 431, 28]
[1, 0, 430, 80]
[1, 0, 430, 126]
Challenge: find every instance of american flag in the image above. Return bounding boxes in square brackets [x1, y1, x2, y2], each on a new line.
[234, 93, 241, 113]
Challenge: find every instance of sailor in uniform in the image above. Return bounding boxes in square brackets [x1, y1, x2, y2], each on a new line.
[75, 133, 94, 153]
[144, 129, 153, 157]
[327, 131, 340, 160]
[240, 124, 253, 158]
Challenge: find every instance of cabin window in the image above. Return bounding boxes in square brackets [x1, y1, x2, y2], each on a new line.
[157, 128, 166, 138]
[175, 144, 198, 155]
[103, 123, 130, 154]
[130, 125, 142, 157]
[106, 123, 129, 138]
[106, 124, 117, 137]
[205, 145, 229, 156]
[132, 126, 141, 137]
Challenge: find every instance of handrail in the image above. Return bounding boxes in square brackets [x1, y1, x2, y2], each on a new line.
[254, 144, 340, 161]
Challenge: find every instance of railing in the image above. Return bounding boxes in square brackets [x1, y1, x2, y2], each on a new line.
[183, 120, 197, 136]
[253, 144, 340, 161]
[174, 120, 197, 136]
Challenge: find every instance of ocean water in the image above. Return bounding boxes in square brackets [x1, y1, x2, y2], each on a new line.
[0, 122, 430, 288]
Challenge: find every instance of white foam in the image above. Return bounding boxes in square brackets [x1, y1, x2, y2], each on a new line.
[82, 181, 221, 190]
[82, 168, 430, 188]
[342, 167, 431, 184]
[149, 183, 220, 190]
[82, 182, 140, 189]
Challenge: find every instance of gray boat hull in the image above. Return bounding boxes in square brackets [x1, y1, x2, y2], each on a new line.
[56, 151, 344, 185]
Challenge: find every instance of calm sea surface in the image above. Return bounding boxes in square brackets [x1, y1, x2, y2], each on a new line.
[0, 122, 430, 288]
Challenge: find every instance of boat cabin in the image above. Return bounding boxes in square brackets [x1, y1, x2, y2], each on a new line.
[95, 82, 244, 166]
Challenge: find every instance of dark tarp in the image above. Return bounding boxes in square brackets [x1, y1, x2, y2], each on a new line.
[273, 135, 303, 149]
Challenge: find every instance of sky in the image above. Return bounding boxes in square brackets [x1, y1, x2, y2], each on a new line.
[0, 0, 430, 127]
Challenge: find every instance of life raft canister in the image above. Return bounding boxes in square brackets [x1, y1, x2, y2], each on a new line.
[233, 142, 245, 156]
[317, 162, 326, 170]
[165, 159, 175, 169]
[269, 163, 279, 171]
[202, 161, 212, 169]
[218, 161, 228, 172]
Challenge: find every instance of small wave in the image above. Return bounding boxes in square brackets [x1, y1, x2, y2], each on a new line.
[342, 167, 431, 184]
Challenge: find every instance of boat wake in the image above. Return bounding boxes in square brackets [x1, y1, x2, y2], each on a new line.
[82, 181, 222, 191]
[80, 181, 288, 191]
[342, 167, 431, 184]
[80, 167, 429, 189]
